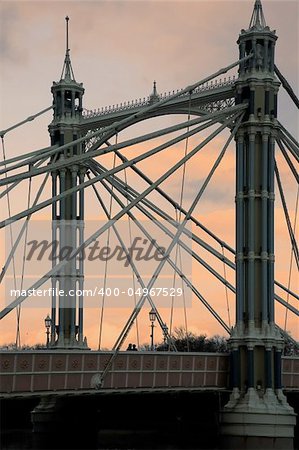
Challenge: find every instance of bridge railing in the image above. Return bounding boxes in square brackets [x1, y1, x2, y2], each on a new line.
[1, 352, 297, 396]
[0, 351, 229, 395]
[82, 76, 236, 120]
[283, 356, 299, 390]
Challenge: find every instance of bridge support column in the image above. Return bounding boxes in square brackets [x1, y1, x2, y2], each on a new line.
[219, 2, 296, 448]
[220, 338, 296, 450]
[48, 26, 88, 350]
[31, 396, 61, 434]
[31, 395, 97, 449]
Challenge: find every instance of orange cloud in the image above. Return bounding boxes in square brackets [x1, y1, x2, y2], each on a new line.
[1, 1, 298, 348]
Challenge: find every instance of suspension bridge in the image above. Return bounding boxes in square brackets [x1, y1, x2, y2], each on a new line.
[0, 1, 298, 449]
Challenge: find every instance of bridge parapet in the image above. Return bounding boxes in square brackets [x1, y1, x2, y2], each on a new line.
[1, 352, 297, 397]
[282, 356, 299, 390]
[0, 351, 228, 397]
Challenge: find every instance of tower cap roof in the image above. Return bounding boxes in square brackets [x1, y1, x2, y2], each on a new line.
[249, 0, 267, 30]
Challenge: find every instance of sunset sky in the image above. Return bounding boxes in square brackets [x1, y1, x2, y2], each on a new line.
[0, 0, 298, 349]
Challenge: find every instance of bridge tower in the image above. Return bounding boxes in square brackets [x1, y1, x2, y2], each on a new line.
[48, 17, 87, 349]
[220, 1, 296, 448]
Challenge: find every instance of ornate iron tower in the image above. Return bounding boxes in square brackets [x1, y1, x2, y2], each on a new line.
[220, 2, 296, 448]
[48, 17, 87, 348]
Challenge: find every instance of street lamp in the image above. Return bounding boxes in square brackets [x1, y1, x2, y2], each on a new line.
[149, 308, 156, 351]
[44, 314, 52, 348]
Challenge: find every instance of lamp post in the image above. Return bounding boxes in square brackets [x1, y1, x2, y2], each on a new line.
[149, 308, 156, 351]
[44, 314, 52, 348]
[162, 323, 168, 347]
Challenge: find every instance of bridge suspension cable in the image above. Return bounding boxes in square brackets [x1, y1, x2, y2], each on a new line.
[93, 166, 299, 319]
[83, 53, 252, 153]
[91, 156, 235, 267]
[111, 148, 235, 254]
[0, 105, 53, 138]
[121, 154, 140, 349]
[129, 125, 299, 313]
[274, 162, 299, 270]
[1, 135, 18, 347]
[274, 65, 299, 110]
[0, 151, 59, 284]
[284, 185, 299, 333]
[98, 155, 116, 351]
[94, 168, 235, 290]
[0, 155, 51, 201]
[88, 162, 230, 336]
[0, 52, 250, 176]
[0, 108, 243, 229]
[221, 244, 231, 329]
[4, 163, 299, 330]
[278, 124, 299, 163]
[275, 280, 299, 302]
[170, 92, 192, 343]
[276, 138, 298, 333]
[16, 171, 33, 348]
[96, 113, 247, 386]
[0, 110, 240, 322]
[97, 135, 119, 351]
[88, 125, 240, 330]
[2, 50, 298, 350]
[280, 125, 299, 149]
[0, 113, 213, 175]
[0, 151, 57, 345]
[0, 110, 239, 261]
[88, 112, 242, 297]
[276, 138, 299, 185]
[0, 105, 230, 177]
[88, 153, 299, 315]
[8, 139, 290, 332]
[0, 104, 245, 186]
[86, 170, 177, 350]
[0, 144, 57, 170]
[0, 173, 49, 284]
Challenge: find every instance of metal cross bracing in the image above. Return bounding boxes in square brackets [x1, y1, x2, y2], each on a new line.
[81, 81, 236, 153]
[0, 0, 298, 413]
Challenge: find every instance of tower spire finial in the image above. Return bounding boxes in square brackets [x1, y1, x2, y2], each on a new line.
[65, 16, 69, 53]
[249, 0, 267, 29]
[60, 15, 75, 82]
[149, 80, 159, 104]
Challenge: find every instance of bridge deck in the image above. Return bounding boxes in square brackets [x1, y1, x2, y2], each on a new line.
[0, 352, 298, 398]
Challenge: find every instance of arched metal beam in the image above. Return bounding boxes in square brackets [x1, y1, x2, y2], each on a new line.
[0, 105, 245, 184]
[0, 113, 241, 227]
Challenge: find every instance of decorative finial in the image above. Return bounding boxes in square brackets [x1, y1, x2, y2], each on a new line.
[60, 15, 76, 82]
[149, 80, 159, 104]
[65, 16, 69, 52]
